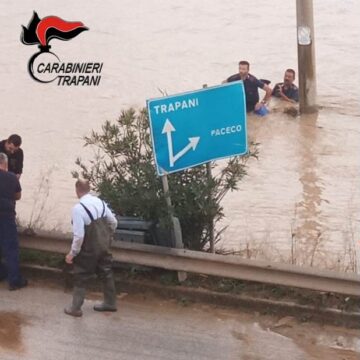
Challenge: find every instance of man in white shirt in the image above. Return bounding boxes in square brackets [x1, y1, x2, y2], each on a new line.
[64, 179, 118, 317]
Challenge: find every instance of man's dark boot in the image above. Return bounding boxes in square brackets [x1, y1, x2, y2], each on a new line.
[94, 276, 117, 312]
[64, 287, 86, 317]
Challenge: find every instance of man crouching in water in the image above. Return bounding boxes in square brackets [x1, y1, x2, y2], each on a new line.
[64, 179, 118, 317]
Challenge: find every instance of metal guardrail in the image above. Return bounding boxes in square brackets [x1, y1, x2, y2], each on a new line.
[19, 235, 360, 297]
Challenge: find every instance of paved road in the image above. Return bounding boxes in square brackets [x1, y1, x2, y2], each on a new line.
[0, 280, 359, 360]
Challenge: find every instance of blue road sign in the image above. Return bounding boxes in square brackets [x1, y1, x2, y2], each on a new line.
[147, 81, 247, 175]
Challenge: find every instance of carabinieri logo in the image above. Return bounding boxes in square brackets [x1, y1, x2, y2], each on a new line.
[21, 11, 103, 86]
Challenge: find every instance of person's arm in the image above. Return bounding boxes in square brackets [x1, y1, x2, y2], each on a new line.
[292, 87, 299, 102]
[14, 177, 21, 200]
[15, 150, 23, 179]
[223, 74, 240, 84]
[278, 86, 297, 103]
[104, 203, 118, 231]
[261, 84, 272, 103]
[255, 83, 272, 110]
[66, 206, 85, 264]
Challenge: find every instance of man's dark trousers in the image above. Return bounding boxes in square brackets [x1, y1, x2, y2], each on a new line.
[0, 215, 22, 286]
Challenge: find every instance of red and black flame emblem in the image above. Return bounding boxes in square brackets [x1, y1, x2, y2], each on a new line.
[21, 11, 88, 48]
[21, 11, 89, 83]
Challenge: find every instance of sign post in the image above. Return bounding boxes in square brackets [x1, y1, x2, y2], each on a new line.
[202, 83, 215, 254]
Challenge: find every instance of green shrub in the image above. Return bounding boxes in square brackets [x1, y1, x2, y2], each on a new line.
[73, 108, 257, 251]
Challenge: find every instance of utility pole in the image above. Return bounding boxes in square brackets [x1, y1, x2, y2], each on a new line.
[296, 0, 318, 113]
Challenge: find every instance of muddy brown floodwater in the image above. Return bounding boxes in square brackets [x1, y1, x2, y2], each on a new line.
[0, 311, 27, 353]
[0, 0, 359, 271]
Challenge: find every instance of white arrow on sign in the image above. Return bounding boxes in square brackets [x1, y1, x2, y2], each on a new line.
[162, 118, 200, 167]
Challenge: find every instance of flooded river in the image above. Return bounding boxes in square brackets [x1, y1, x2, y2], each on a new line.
[0, 0, 359, 271]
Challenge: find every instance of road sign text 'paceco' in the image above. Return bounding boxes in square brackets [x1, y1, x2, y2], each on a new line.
[147, 81, 247, 175]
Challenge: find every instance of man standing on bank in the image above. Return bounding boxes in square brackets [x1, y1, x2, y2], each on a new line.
[64, 179, 118, 317]
[0, 134, 24, 179]
[0, 153, 28, 290]
[272, 69, 299, 103]
[223, 60, 272, 113]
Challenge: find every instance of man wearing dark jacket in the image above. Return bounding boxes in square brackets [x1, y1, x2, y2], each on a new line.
[0, 152, 27, 290]
[224, 60, 272, 112]
[0, 134, 24, 179]
[272, 69, 299, 103]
